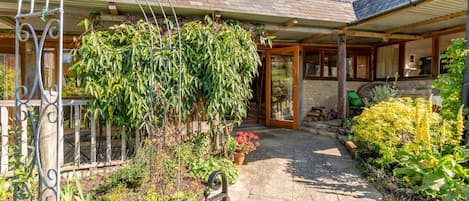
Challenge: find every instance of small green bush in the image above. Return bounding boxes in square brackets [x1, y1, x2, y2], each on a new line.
[188, 157, 239, 184]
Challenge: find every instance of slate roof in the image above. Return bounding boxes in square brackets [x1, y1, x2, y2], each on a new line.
[152, 0, 357, 23]
[352, 0, 414, 20]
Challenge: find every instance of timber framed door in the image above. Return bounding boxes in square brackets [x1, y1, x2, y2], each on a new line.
[265, 46, 299, 129]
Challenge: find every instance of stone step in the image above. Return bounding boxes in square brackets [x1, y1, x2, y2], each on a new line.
[300, 126, 337, 138]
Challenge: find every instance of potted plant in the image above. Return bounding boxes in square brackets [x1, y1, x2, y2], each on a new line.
[233, 131, 260, 165]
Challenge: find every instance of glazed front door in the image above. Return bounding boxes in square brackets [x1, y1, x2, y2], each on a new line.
[266, 46, 299, 129]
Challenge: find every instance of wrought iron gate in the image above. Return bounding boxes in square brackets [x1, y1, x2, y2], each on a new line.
[15, 0, 64, 200]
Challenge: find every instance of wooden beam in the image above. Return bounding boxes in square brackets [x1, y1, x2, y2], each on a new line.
[337, 34, 347, 120]
[264, 24, 336, 35]
[265, 24, 422, 40]
[385, 11, 466, 34]
[99, 14, 127, 22]
[0, 16, 15, 28]
[341, 30, 423, 40]
[300, 34, 328, 43]
[422, 25, 466, 38]
[432, 36, 439, 77]
[398, 42, 405, 77]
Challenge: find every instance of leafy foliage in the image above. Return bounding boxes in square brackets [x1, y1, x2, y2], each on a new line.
[394, 149, 469, 201]
[71, 18, 260, 133]
[352, 97, 462, 167]
[176, 133, 239, 184]
[144, 190, 197, 201]
[353, 97, 468, 200]
[0, 63, 15, 99]
[433, 38, 467, 119]
[0, 176, 11, 200]
[181, 18, 260, 124]
[61, 174, 93, 201]
[363, 76, 398, 106]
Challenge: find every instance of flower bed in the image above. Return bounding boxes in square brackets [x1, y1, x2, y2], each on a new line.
[351, 97, 469, 201]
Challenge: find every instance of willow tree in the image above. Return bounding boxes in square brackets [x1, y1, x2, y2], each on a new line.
[71, 17, 260, 147]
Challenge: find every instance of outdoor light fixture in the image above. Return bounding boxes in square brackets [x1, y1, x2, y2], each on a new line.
[108, 2, 118, 16]
[284, 18, 298, 27]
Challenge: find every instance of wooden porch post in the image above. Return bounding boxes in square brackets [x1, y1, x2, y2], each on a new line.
[338, 34, 347, 120]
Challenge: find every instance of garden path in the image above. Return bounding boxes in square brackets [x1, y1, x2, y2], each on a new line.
[229, 129, 382, 201]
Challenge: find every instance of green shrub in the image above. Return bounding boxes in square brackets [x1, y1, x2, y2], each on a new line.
[0, 176, 11, 200]
[144, 189, 197, 201]
[98, 145, 150, 192]
[433, 38, 467, 119]
[188, 157, 239, 184]
[352, 97, 461, 167]
[103, 184, 127, 201]
[172, 132, 239, 184]
[363, 76, 398, 106]
[394, 148, 469, 201]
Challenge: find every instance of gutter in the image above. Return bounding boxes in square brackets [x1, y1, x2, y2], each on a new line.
[347, 0, 426, 26]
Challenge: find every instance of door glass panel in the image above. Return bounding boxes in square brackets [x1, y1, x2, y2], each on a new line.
[270, 52, 294, 122]
[0, 53, 16, 99]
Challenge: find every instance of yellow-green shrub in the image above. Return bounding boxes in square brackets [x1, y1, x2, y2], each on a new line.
[352, 97, 462, 167]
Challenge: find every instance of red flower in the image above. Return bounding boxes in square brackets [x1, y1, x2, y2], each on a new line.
[234, 132, 260, 154]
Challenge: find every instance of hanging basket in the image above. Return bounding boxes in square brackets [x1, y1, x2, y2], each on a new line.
[234, 152, 245, 165]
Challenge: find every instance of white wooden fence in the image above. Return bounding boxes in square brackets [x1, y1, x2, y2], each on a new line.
[0, 99, 141, 176]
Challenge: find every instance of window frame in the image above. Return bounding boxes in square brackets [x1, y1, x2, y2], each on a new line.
[303, 47, 371, 81]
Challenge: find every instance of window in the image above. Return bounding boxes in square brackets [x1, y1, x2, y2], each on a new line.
[323, 53, 337, 78]
[356, 56, 368, 79]
[439, 32, 465, 74]
[303, 49, 370, 80]
[304, 51, 320, 78]
[404, 38, 432, 77]
[377, 44, 399, 78]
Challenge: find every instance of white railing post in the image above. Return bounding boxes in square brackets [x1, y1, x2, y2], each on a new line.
[135, 129, 140, 154]
[90, 116, 96, 164]
[1, 107, 8, 173]
[74, 105, 80, 166]
[20, 105, 28, 163]
[106, 121, 111, 162]
[121, 129, 126, 161]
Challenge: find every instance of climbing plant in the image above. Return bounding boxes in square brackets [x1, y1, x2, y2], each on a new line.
[433, 38, 466, 120]
[71, 17, 260, 137]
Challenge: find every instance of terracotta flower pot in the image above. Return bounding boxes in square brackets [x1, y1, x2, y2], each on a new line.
[234, 152, 245, 165]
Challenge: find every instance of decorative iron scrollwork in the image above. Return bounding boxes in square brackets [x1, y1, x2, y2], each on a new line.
[15, 1, 64, 200]
[204, 171, 230, 201]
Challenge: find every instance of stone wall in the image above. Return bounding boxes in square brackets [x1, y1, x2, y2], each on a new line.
[301, 79, 435, 120]
[301, 80, 366, 119]
[396, 80, 434, 98]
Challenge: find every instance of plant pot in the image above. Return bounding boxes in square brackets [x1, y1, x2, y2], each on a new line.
[234, 153, 245, 165]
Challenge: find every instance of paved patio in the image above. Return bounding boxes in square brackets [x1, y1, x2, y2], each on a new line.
[230, 129, 382, 201]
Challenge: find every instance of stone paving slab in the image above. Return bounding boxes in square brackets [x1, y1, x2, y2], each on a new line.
[229, 129, 382, 201]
